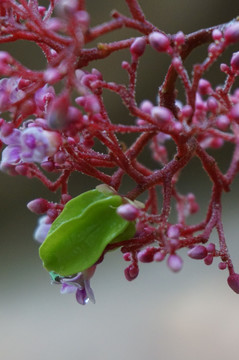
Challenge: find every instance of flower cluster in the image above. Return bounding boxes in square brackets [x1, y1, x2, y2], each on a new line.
[1, 0, 239, 304]
[0, 122, 61, 173]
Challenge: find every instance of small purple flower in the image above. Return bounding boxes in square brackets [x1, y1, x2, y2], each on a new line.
[34, 216, 51, 244]
[0, 128, 21, 145]
[34, 85, 55, 113]
[0, 145, 21, 172]
[0, 78, 24, 111]
[20, 127, 54, 162]
[0, 126, 61, 170]
[60, 267, 96, 305]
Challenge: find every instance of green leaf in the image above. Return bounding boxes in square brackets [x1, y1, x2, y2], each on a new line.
[39, 190, 136, 276]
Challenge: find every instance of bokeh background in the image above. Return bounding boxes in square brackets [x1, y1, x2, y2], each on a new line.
[1, 0, 239, 359]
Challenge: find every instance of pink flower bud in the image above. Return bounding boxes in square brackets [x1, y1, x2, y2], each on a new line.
[61, 194, 72, 204]
[227, 273, 239, 294]
[207, 97, 218, 113]
[174, 31, 185, 46]
[117, 203, 139, 221]
[76, 95, 100, 114]
[216, 115, 230, 130]
[209, 137, 224, 149]
[204, 254, 213, 265]
[47, 208, 58, 222]
[230, 51, 239, 72]
[229, 104, 239, 122]
[212, 29, 223, 41]
[137, 247, 154, 263]
[0, 51, 12, 64]
[167, 225, 180, 239]
[153, 251, 165, 262]
[149, 32, 170, 52]
[224, 23, 239, 44]
[198, 79, 212, 95]
[124, 264, 139, 281]
[27, 198, 50, 214]
[38, 6, 46, 17]
[44, 68, 61, 84]
[15, 164, 29, 176]
[180, 105, 193, 118]
[218, 262, 227, 270]
[123, 253, 131, 262]
[167, 254, 183, 272]
[74, 11, 90, 33]
[220, 63, 230, 73]
[188, 245, 208, 260]
[41, 160, 55, 172]
[56, 0, 79, 17]
[54, 151, 67, 165]
[140, 100, 153, 114]
[206, 243, 215, 253]
[151, 106, 173, 123]
[208, 43, 220, 56]
[187, 193, 199, 214]
[130, 37, 146, 59]
[121, 61, 130, 71]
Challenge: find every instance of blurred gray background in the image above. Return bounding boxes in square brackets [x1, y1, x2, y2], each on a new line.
[1, 1, 239, 359]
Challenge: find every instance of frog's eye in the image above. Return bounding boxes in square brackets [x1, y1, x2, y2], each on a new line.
[39, 189, 136, 276]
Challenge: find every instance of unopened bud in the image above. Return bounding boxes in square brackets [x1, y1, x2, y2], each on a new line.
[212, 29, 223, 41]
[207, 97, 218, 113]
[204, 254, 213, 265]
[57, 0, 79, 17]
[15, 164, 29, 176]
[167, 225, 181, 239]
[124, 264, 139, 281]
[117, 203, 139, 221]
[174, 31, 185, 46]
[74, 11, 90, 33]
[187, 193, 199, 214]
[216, 115, 230, 130]
[153, 251, 165, 262]
[206, 243, 216, 253]
[227, 273, 239, 294]
[198, 79, 212, 95]
[224, 23, 239, 44]
[123, 253, 131, 262]
[140, 100, 153, 114]
[230, 51, 239, 72]
[218, 262, 227, 270]
[61, 194, 72, 204]
[151, 106, 173, 123]
[27, 198, 50, 214]
[167, 254, 183, 272]
[130, 37, 146, 59]
[229, 104, 239, 122]
[137, 247, 154, 263]
[41, 160, 55, 172]
[188, 245, 208, 260]
[76, 95, 100, 114]
[180, 105, 193, 118]
[149, 32, 170, 52]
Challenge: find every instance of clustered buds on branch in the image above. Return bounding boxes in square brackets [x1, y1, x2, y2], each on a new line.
[1, 0, 239, 304]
